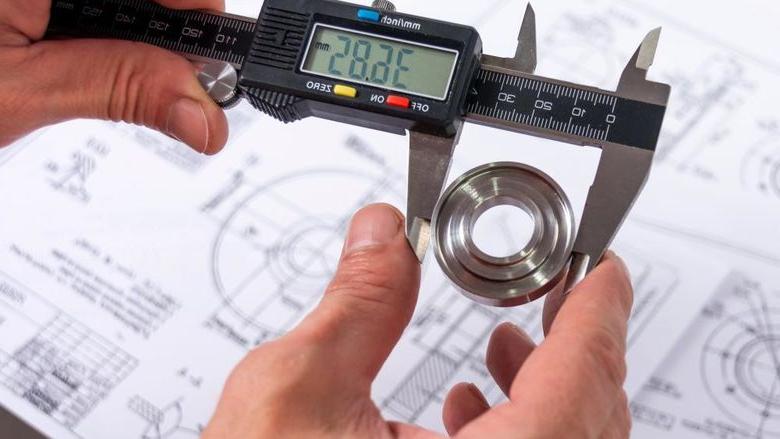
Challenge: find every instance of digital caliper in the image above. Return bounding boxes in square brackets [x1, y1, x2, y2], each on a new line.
[46, 0, 671, 306]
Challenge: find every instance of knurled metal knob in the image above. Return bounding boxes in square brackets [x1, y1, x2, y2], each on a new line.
[371, 0, 396, 11]
[197, 62, 240, 109]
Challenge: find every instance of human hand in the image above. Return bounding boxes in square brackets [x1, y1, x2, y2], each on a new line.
[0, 0, 227, 151]
[203, 203, 634, 438]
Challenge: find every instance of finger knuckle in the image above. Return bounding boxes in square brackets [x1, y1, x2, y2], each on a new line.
[106, 44, 154, 124]
[327, 251, 400, 310]
[105, 43, 190, 126]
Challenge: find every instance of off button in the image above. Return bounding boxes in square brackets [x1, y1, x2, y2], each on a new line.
[387, 95, 410, 108]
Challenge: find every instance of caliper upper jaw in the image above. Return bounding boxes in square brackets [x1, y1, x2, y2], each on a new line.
[480, 4, 537, 74]
[616, 27, 672, 106]
[566, 28, 671, 290]
[406, 124, 463, 263]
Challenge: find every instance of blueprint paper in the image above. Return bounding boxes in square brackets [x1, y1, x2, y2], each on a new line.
[0, 0, 777, 437]
[0, 115, 726, 437]
[631, 268, 780, 439]
[627, 168, 780, 439]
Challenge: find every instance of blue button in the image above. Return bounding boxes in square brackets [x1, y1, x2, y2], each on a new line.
[357, 9, 380, 22]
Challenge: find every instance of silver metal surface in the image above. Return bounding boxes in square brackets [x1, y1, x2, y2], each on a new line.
[197, 62, 240, 109]
[480, 4, 537, 74]
[371, 0, 396, 11]
[566, 29, 670, 274]
[616, 28, 670, 106]
[432, 162, 576, 306]
[570, 143, 654, 273]
[406, 126, 463, 262]
[563, 252, 590, 293]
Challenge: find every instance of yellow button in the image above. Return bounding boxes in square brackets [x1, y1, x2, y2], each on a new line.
[334, 84, 358, 98]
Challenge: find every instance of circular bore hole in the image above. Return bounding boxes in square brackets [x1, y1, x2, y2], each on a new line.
[472, 205, 535, 258]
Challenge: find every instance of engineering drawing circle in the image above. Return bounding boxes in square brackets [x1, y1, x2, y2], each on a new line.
[741, 140, 780, 199]
[701, 308, 780, 436]
[211, 169, 404, 329]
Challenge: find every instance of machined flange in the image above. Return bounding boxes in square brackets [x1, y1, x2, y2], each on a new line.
[432, 162, 576, 307]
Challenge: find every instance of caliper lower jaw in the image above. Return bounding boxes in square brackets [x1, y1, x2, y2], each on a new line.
[566, 28, 672, 288]
[406, 125, 463, 263]
[405, 5, 537, 263]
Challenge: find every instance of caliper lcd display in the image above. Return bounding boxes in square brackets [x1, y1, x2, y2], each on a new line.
[301, 24, 459, 101]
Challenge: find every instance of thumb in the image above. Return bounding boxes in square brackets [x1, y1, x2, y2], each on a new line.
[5, 39, 227, 153]
[289, 204, 421, 387]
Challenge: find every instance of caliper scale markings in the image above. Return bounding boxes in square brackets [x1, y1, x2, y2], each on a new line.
[47, 0, 256, 67]
[466, 68, 666, 150]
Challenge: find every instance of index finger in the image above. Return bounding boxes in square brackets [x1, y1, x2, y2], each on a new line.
[516, 252, 633, 436]
[458, 253, 633, 438]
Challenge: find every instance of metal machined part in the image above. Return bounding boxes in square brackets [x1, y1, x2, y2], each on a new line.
[432, 162, 576, 307]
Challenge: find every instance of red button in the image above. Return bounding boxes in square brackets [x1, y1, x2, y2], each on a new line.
[387, 95, 411, 108]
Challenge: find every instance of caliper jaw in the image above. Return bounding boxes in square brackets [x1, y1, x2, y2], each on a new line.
[406, 126, 463, 262]
[566, 28, 672, 288]
[481, 4, 537, 74]
[405, 5, 538, 263]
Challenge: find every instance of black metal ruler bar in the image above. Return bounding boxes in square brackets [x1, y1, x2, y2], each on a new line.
[466, 68, 667, 150]
[46, 0, 256, 67]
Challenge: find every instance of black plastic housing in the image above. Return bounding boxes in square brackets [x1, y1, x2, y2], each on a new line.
[238, 0, 483, 136]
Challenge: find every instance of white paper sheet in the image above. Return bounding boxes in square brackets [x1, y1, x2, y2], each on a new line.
[0, 0, 777, 437]
[632, 268, 780, 439]
[623, 167, 780, 438]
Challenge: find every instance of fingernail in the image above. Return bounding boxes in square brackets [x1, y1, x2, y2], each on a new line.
[166, 98, 209, 154]
[467, 383, 490, 409]
[344, 205, 402, 255]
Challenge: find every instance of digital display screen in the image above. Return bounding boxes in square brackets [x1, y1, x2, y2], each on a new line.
[301, 24, 459, 101]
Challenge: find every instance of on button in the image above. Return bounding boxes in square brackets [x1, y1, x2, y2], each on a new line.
[387, 95, 410, 108]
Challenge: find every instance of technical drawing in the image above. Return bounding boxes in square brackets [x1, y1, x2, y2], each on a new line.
[45, 137, 110, 204]
[620, 247, 680, 346]
[741, 120, 780, 199]
[49, 151, 96, 202]
[205, 167, 405, 348]
[128, 396, 200, 439]
[656, 55, 752, 166]
[0, 272, 137, 429]
[542, 12, 626, 88]
[700, 273, 780, 437]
